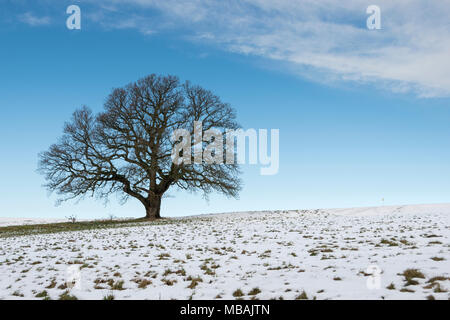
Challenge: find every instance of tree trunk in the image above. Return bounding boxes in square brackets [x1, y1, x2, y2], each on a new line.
[145, 195, 162, 219]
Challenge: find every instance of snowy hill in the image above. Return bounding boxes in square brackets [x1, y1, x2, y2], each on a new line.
[0, 217, 67, 227]
[0, 203, 449, 300]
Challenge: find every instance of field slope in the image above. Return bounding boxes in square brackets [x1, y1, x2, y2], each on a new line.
[1, 204, 449, 300]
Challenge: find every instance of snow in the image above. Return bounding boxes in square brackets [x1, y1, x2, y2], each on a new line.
[0, 217, 67, 227]
[0, 203, 449, 300]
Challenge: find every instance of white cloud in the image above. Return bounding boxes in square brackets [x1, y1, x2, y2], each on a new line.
[92, 0, 450, 97]
[18, 12, 50, 26]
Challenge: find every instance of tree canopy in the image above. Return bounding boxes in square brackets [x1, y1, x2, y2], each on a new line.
[38, 74, 241, 218]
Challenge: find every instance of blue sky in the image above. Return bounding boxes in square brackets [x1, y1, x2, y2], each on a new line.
[1, 1, 450, 219]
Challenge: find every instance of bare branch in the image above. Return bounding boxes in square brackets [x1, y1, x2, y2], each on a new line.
[38, 74, 242, 218]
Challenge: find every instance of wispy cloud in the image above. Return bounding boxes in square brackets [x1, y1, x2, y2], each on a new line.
[88, 0, 450, 98]
[18, 12, 51, 26]
[12, 1, 448, 97]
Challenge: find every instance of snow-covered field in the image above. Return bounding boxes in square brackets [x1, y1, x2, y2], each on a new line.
[0, 217, 67, 227]
[1, 204, 449, 300]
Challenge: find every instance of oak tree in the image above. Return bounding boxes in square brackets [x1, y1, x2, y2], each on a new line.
[38, 74, 241, 219]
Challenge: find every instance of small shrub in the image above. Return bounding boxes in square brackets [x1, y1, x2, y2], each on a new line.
[111, 280, 125, 290]
[35, 290, 48, 298]
[66, 215, 77, 224]
[103, 294, 115, 300]
[402, 269, 425, 280]
[232, 289, 244, 297]
[59, 290, 78, 300]
[138, 279, 152, 289]
[430, 257, 445, 261]
[187, 276, 203, 289]
[296, 291, 308, 300]
[248, 287, 261, 296]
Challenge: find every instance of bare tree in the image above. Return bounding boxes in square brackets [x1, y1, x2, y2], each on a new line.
[38, 74, 241, 219]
